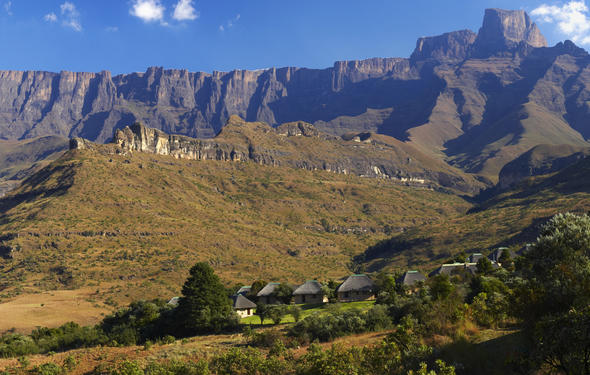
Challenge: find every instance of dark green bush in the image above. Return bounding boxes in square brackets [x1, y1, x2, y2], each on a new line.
[288, 306, 391, 342]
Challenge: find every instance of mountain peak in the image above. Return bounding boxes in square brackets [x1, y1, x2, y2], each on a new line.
[473, 8, 547, 56]
[411, 30, 477, 62]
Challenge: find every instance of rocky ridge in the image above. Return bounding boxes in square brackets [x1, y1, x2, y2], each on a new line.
[70, 116, 483, 192]
[498, 144, 590, 188]
[1, 8, 589, 182]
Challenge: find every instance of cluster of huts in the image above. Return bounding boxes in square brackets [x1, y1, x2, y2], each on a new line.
[230, 274, 377, 318]
[171, 249, 512, 318]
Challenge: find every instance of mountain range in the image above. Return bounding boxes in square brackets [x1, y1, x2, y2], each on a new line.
[1, 8, 590, 184]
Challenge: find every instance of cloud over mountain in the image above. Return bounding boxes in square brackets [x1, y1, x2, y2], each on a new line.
[532, 1, 590, 45]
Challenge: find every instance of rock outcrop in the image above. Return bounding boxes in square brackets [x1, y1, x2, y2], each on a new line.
[472, 8, 547, 56]
[91, 117, 483, 192]
[411, 30, 477, 62]
[3, 8, 590, 182]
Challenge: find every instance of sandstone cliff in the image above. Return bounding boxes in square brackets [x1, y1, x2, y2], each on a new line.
[2, 8, 590, 182]
[78, 116, 483, 193]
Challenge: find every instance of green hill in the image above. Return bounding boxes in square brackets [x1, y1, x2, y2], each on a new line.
[0, 143, 470, 305]
[357, 155, 590, 272]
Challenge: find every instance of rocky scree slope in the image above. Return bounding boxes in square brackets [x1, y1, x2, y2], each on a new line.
[1, 9, 590, 182]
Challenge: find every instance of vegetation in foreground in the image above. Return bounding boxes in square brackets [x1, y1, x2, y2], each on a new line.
[2, 213, 590, 374]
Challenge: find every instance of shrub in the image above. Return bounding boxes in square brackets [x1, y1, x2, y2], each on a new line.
[210, 347, 289, 375]
[268, 305, 288, 325]
[111, 361, 144, 375]
[159, 335, 175, 345]
[289, 309, 377, 342]
[34, 363, 62, 375]
[0, 334, 39, 358]
[144, 360, 209, 375]
[248, 329, 284, 348]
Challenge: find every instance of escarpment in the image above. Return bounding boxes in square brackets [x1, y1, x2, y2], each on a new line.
[5, 8, 588, 183]
[69, 116, 483, 193]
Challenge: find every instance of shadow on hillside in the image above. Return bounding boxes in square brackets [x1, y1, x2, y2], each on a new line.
[440, 330, 528, 375]
[353, 230, 432, 270]
[0, 163, 76, 222]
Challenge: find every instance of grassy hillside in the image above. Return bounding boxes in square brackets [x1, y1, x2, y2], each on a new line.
[0, 144, 470, 313]
[0, 136, 68, 197]
[357, 155, 590, 272]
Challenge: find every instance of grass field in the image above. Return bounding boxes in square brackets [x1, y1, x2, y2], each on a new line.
[240, 300, 376, 325]
[0, 287, 111, 334]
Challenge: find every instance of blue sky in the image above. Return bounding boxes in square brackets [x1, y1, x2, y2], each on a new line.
[0, 0, 588, 74]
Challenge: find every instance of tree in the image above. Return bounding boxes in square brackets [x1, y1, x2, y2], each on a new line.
[176, 262, 237, 335]
[268, 305, 288, 325]
[248, 280, 267, 300]
[498, 249, 515, 271]
[289, 305, 302, 322]
[515, 213, 590, 373]
[533, 307, 590, 375]
[256, 303, 269, 325]
[322, 280, 339, 303]
[429, 274, 454, 301]
[273, 283, 293, 304]
[516, 213, 590, 322]
[375, 273, 398, 305]
[475, 257, 494, 275]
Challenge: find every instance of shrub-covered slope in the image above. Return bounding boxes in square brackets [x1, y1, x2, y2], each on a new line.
[0, 144, 470, 303]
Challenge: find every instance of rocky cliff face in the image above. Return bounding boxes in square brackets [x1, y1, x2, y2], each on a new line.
[2, 8, 590, 182]
[411, 30, 477, 62]
[0, 58, 414, 144]
[82, 116, 483, 192]
[472, 8, 547, 56]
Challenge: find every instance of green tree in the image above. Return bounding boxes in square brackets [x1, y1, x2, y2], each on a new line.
[34, 363, 63, 375]
[375, 273, 398, 305]
[256, 303, 269, 325]
[176, 262, 237, 335]
[248, 280, 267, 300]
[111, 361, 144, 375]
[517, 213, 590, 322]
[289, 305, 302, 323]
[268, 305, 287, 325]
[322, 280, 339, 303]
[498, 249, 515, 271]
[273, 283, 293, 305]
[429, 275, 454, 301]
[475, 258, 494, 275]
[533, 307, 590, 375]
[516, 213, 590, 373]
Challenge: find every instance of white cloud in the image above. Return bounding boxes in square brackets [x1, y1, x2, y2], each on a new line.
[106, 26, 119, 32]
[44, 12, 57, 22]
[130, 0, 165, 22]
[60, 1, 81, 32]
[43, 2, 81, 31]
[532, 1, 590, 45]
[60, 1, 75, 14]
[219, 14, 241, 32]
[4, 1, 12, 16]
[173, 0, 199, 21]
